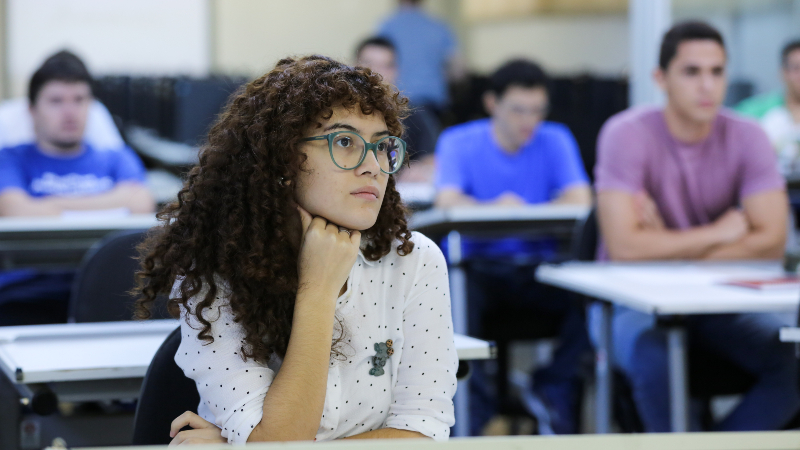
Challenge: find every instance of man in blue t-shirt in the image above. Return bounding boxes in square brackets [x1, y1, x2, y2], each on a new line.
[434, 59, 591, 435]
[0, 50, 153, 217]
[0, 51, 153, 326]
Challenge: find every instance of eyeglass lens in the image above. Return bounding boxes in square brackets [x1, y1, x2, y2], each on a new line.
[330, 132, 404, 173]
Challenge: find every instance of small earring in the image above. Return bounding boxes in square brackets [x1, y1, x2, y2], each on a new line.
[279, 177, 286, 186]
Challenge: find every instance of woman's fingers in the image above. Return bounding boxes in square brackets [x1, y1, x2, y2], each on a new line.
[168, 412, 225, 446]
[325, 221, 340, 235]
[169, 429, 225, 446]
[349, 229, 362, 246]
[297, 205, 313, 237]
[169, 411, 214, 437]
[300, 206, 357, 245]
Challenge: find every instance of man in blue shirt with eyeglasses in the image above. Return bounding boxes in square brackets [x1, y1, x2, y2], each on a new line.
[434, 59, 591, 435]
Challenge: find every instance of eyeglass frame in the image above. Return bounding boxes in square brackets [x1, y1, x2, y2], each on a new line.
[301, 131, 407, 174]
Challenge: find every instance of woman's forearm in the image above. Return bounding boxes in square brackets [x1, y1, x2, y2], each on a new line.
[248, 287, 337, 442]
[341, 428, 428, 440]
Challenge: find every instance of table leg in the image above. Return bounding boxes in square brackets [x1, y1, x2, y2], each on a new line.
[0, 370, 21, 449]
[446, 231, 470, 437]
[595, 301, 613, 434]
[667, 327, 689, 432]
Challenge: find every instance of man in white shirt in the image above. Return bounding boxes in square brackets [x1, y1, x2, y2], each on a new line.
[736, 40, 800, 175]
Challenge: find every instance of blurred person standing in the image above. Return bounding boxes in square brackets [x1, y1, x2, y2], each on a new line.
[434, 59, 592, 435]
[356, 36, 439, 182]
[0, 50, 153, 217]
[356, 37, 399, 87]
[736, 39, 800, 175]
[594, 21, 798, 431]
[377, 0, 464, 117]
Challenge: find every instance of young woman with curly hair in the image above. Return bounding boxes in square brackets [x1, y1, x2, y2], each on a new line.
[134, 55, 457, 445]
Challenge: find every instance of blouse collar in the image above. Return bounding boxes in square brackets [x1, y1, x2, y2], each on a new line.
[357, 249, 378, 267]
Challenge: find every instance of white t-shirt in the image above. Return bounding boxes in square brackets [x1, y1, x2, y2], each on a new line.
[174, 232, 458, 443]
[760, 105, 800, 175]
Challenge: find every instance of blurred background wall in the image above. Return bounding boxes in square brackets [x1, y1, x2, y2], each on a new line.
[2, 0, 799, 100]
[5, 0, 210, 97]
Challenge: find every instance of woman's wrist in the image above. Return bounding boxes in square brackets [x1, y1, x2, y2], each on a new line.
[293, 288, 338, 331]
[295, 283, 338, 308]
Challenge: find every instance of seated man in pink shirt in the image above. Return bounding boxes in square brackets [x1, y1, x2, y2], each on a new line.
[594, 21, 799, 431]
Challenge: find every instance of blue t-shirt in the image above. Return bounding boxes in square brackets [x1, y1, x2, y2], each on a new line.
[378, 7, 456, 108]
[435, 119, 589, 260]
[0, 143, 146, 197]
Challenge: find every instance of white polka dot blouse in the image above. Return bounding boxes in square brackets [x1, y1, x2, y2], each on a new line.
[174, 232, 458, 443]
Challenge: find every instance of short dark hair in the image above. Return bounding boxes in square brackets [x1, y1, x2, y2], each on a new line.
[659, 21, 725, 71]
[781, 39, 800, 68]
[28, 50, 93, 105]
[489, 59, 549, 98]
[356, 36, 396, 60]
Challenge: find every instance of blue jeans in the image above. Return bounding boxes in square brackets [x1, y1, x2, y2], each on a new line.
[0, 269, 73, 325]
[589, 304, 800, 431]
[467, 260, 591, 435]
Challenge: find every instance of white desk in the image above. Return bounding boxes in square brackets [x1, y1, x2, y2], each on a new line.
[0, 320, 493, 449]
[410, 204, 589, 236]
[780, 327, 800, 343]
[410, 204, 588, 436]
[0, 321, 493, 387]
[77, 431, 800, 450]
[536, 261, 799, 433]
[0, 214, 159, 268]
[395, 182, 435, 209]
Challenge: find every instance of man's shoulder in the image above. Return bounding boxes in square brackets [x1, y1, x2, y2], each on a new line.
[438, 119, 490, 149]
[599, 106, 661, 142]
[85, 143, 137, 160]
[0, 143, 36, 159]
[606, 106, 661, 129]
[536, 121, 574, 139]
[440, 119, 489, 139]
[718, 108, 769, 147]
[717, 108, 768, 138]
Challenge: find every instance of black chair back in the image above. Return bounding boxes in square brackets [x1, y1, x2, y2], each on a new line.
[132, 326, 199, 445]
[69, 229, 153, 322]
[570, 208, 598, 262]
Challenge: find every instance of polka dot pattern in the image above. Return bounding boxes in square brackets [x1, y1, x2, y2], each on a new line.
[174, 232, 457, 443]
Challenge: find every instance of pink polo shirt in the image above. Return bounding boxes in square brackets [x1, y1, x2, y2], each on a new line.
[594, 106, 785, 259]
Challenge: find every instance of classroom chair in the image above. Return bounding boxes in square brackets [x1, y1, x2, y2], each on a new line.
[0, 98, 124, 151]
[69, 229, 165, 322]
[132, 326, 199, 445]
[573, 209, 757, 431]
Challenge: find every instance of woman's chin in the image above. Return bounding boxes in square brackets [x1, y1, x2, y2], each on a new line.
[303, 209, 376, 232]
[332, 215, 378, 232]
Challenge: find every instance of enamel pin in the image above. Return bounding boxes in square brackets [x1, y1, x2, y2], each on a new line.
[369, 339, 394, 376]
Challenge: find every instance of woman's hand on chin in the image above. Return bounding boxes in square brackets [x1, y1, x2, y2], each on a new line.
[296, 205, 361, 300]
[168, 411, 225, 446]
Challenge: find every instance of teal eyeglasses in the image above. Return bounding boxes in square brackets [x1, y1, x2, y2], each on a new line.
[302, 131, 407, 174]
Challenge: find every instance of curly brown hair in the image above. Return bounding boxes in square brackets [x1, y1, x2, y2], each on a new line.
[134, 55, 413, 363]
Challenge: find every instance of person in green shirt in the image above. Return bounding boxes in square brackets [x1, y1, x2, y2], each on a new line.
[736, 39, 800, 175]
